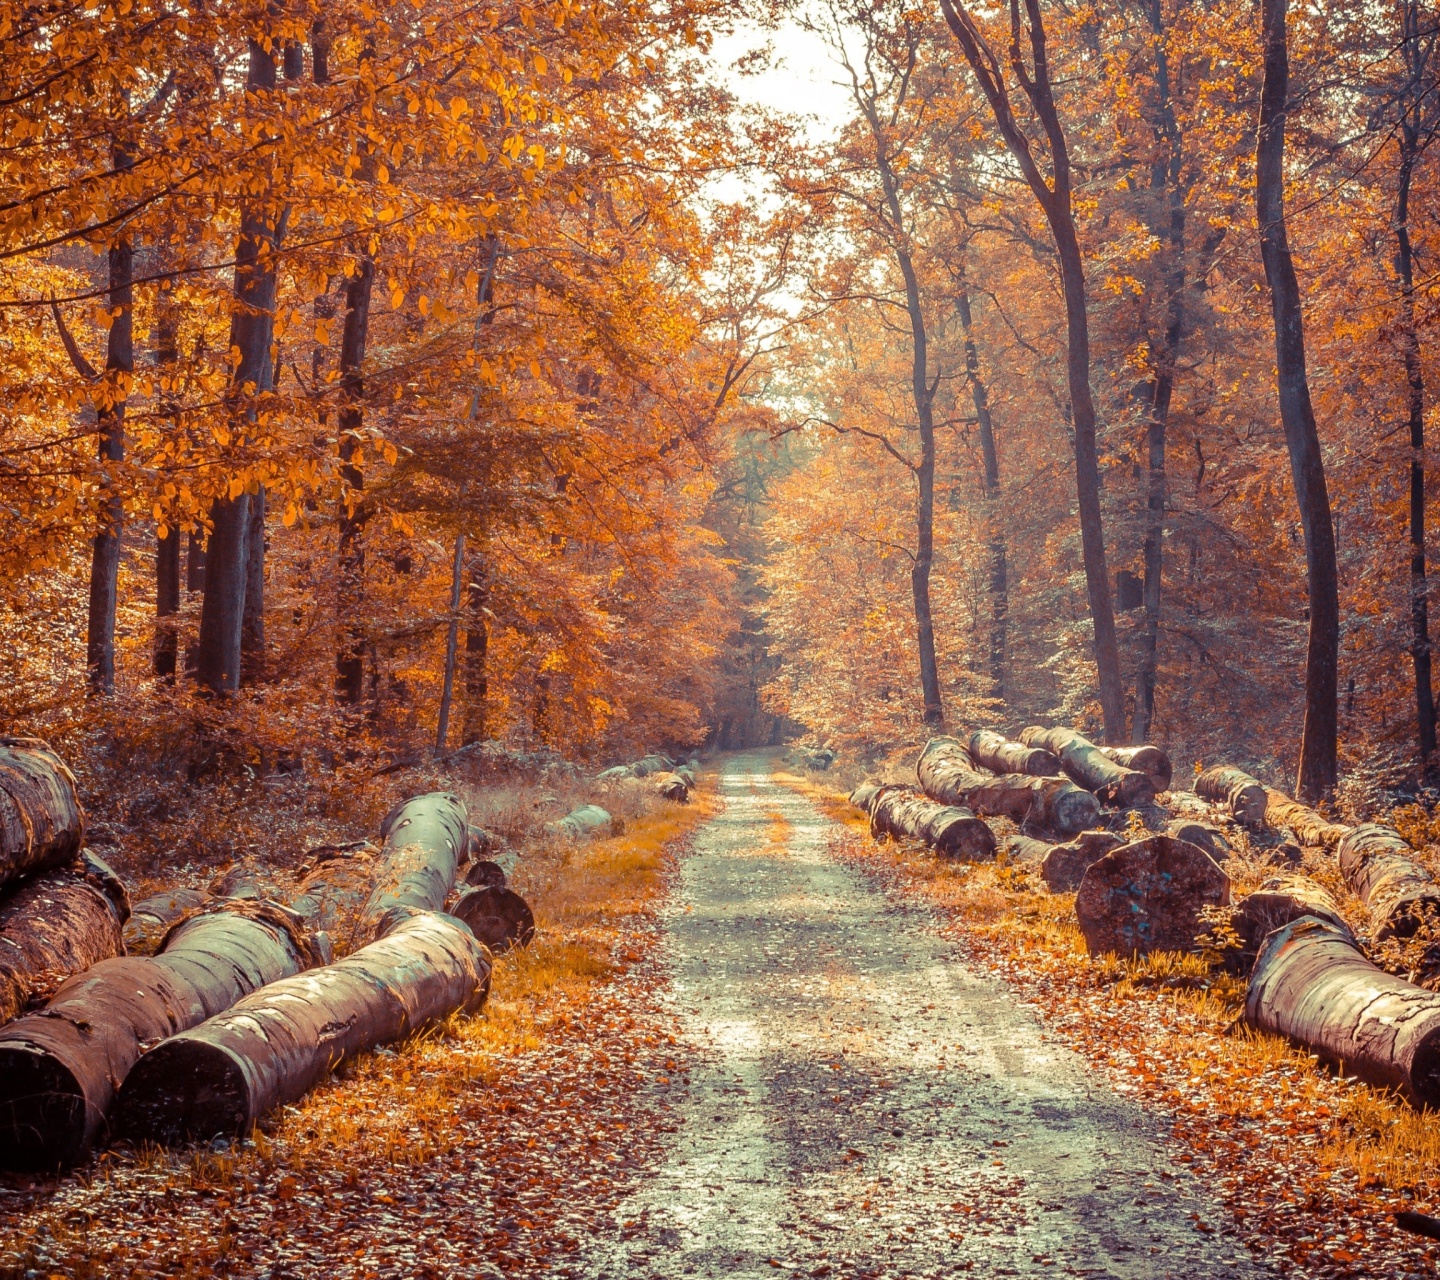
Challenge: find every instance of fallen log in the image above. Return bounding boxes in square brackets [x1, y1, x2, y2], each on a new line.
[451, 886, 535, 954]
[286, 841, 379, 952]
[1006, 834, 1053, 863]
[0, 851, 129, 1026]
[1231, 875, 1353, 966]
[1194, 765, 1268, 827]
[362, 792, 468, 938]
[966, 729, 1060, 778]
[123, 887, 208, 955]
[1019, 727, 1155, 808]
[1246, 915, 1440, 1107]
[1165, 819, 1230, 861]
[462, 859, 507, 889]
[1041, 831, 1125, 893]
[1336, 824, 1440, 940]
[547, 804, 620, 841]
[917, 738, 1099, 835]
[632, 753, 673, 778]
[652, 771, 691, 803]
[1074, 835, 1229, 957]
[0, 738, 86, 891]
[869, 785, 996, 861]
[0, 899, 322, 1169]
[1264, 788, 1348, 848]
[113, 911, 491, 1144]
[1104, 803, 1172, 834]
[1099, 745, 1173, 794]
[849, 780, 885, 814]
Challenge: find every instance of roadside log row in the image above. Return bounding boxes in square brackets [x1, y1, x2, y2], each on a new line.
[1194, 766, 1268, 826]
[965, 729, 1060, 779]
[1019, 727, 1155, 808]
[113, 911, 492, 1144]
[0, 898, 323, 1169]
[0, 738, 86, 891]
[1098, 745, 1173, 794]
[868, 784, 997, 862]
[363, 792, 469, 938]
[1074, 835, 1229, 957]
[917, 737, 1099, 835]
[1246, 915, 1440, 1107]
[1231, 875, 1354, 966]
[1336, 824, 1440, 941]
[0, 851, 129, 1026]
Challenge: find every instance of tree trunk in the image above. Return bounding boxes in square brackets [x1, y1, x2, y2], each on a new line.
[1073, 834, 1229, 957]
[0, 899, 321, 1169]
[849, 780, 885, 814]
[1041, 830, 1124, 893]
[362, 791, 468, 939]
[87, 231, 133, 695]
[1231, 874, 1353, 967]
[0, 851, 129, 1026]
[435, 532, 465, 750]
[867, 784, 996, 861]
[1336, 824, 1440, 940]
[335, 254, 375, 706]
[153, 285, 181, 681]
[186, 531, 206, 592]
[1098, 744, 1172, 793]
[451, 885, 535, 954]
[1019, 726, 1155, 807]
[956, 275, 1006, 698]
[0, 739, 86, 890]
[918, 737, 1098, 834]
[1258, 0, 1340, 800]
[1393, 1, 1436, 759]
[1246, 915, 1440, 1106]
[112, 912, 490, 1144]
[197, 39, 280, 695]
[547, 804, 619, 841]
[463, 554, 490, 744]
[123, 886, 208, 955]
[966, 728, 1061, 777]
[1263, 787, 1348, 848]
[241, 486, 266, 681]
[1194, 765, 1268, 826]
[285, 840, 379, 952]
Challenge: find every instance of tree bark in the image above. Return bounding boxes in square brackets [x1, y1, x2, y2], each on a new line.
[362, 791, 468, 938]
[1194, 765, 1268, 826]
[956, 275, 1006, 698]
[0, 851, 128, 1026]
[435, 532, 465, 750]
[112, 912, 490, 1144]
[241, 486, 266, 681]
[463, 554, 490, 744]
[1263, 787, 1348, 848]
[153, 284, 181, 681]
[966, 728, 1060, 777]
[1336, 823, 1440, 940]
[123, 886, 208, 955]
[0, 739, 86, 890]
[0, 899, 321, 1169]
[285, 840, 379, 952]
[1098, 744, 1172, 793]
[1074, 834, 1229, 957]
[451, 885, 535, 954]
[1257, 0, 1340, 800]
[335, 254, 375, 706]
[186, 531, 206, 593]
[918, 736, 1098, 834]
[867, 784, 996, 861]
[1019, 726, 1155, 807]
[1246, 915, 1440, 1106]
[938, 0, 1126, 739]
[1231, 874, 1353, 967]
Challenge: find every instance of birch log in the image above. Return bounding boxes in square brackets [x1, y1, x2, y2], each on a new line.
[113, 912, 491, 1143]
[0, 899, 322, 1169]
[965, 729, 1060, 778]
[1336, 824, 1440, 940]
[0, 738, 85, 890]
[869, 785, 996, 861]
[1246, 915, 1440, 1107]
[1099, 745, 1173, 794]
[1019, 727, 1155, 808]
[0, 851, 129, 1026]
[917, 738, 1098, 834]
[1194, 766, 1268, 827]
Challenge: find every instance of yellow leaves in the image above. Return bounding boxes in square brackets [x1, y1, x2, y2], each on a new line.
[314, 317, 332, 346]
[390, 283, 405, 309]
[449, 96, 470, 120]
[534, 54, 547, 76]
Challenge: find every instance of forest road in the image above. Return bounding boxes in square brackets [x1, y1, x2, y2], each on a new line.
[580, 752, 1266, 1280]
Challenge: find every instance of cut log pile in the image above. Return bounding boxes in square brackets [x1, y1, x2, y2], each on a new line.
[596, 750, 699, 802]
[917, 737, 1098, 835]
[855, 783, 995, 861]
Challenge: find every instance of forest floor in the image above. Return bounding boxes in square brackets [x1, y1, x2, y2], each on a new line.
[2, 750, 1439, 1278]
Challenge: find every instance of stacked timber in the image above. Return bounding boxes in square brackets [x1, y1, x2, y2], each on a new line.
[0, 850, 129, 1025]
[1246, 916, 1440, 1107]
[1019, 727, 1155, 808]
[917, 737, 1098, 835]
[1194, 766, 1268, 826]
[867, 784, 996, 861]
[966, 729, 1060, 778]
[0, 738, 86, 886]
[1074, 835, 1229, 957]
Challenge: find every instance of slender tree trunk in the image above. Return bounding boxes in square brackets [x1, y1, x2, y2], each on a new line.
[154, 286, 180, 680]
[1257, 0, 1340, 799]
[197, 38, 281, 695]
[335, 254, 375, 706]
[1395, 0, 1435, 760]
[956, 274, 1006, 699]
[436, 532, 465, 750]
[88, 223, 133, 695]
[186, 533, 205, 593]
[241, 487, 266, 680]
[462, 555, 490, 744]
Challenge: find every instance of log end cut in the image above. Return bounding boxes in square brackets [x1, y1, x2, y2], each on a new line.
[0, 1043, 88, 1171]
[111, 1038, 251, 1145]
[452, 887, 535, 955]
[1075, 835, 1230, 958]
[1041, 831, 1125, 894]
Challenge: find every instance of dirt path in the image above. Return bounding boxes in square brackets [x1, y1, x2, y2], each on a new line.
[582, 753, 1265, 1280]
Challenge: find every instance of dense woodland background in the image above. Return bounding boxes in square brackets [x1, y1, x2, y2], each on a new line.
[5, 0, 1440, 824]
